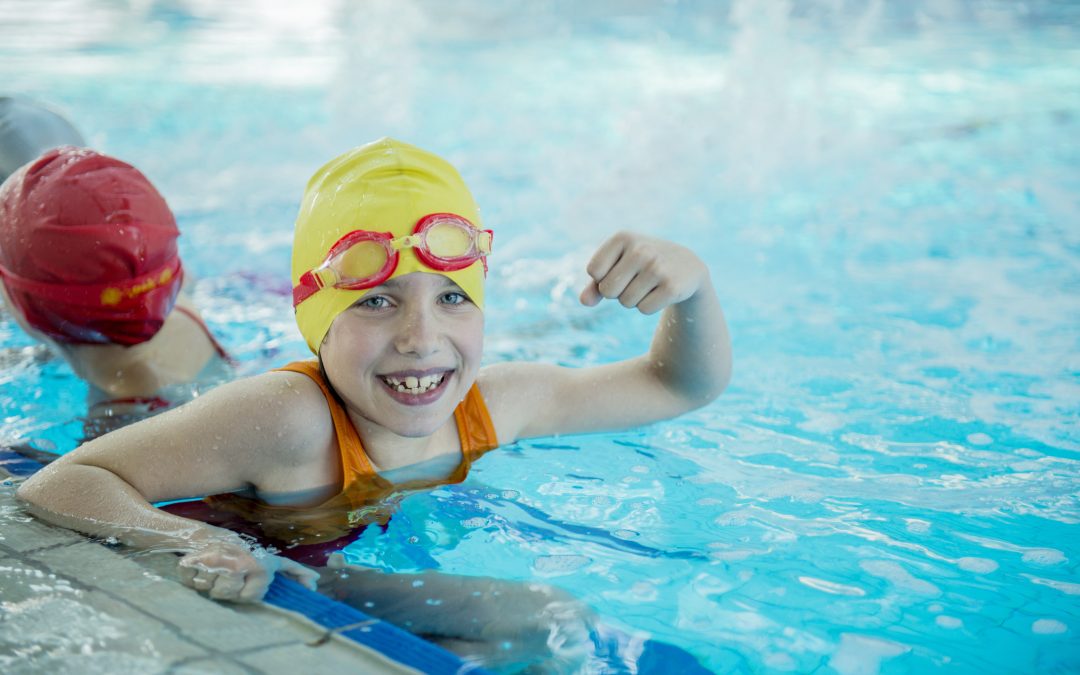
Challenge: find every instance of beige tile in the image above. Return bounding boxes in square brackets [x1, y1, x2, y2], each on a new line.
[30, 542, 301, 653]
[239, 638, 419, 675]
[0, 556, 208, 672]
[0, 499, 87, 552]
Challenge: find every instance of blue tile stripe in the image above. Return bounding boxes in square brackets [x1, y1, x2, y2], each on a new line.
[0, 447, 46, 477]
[0, 446, 490, 675]
[265, 576, 489, 674]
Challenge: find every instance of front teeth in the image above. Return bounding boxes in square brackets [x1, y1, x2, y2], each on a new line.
[383, 373, 445, 395]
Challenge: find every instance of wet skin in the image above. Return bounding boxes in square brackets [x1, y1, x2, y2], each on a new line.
[318, 272, 484, 470]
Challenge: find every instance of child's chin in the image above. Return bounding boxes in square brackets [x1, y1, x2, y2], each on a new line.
[379, 409, 452, 438]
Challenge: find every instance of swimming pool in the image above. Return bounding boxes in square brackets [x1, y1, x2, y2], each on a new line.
[1, 0, 1078, 672]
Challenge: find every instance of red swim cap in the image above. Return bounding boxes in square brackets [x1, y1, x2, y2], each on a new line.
[0, 147, 183, 346]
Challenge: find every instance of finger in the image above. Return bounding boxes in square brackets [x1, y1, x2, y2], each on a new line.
[585, 234, 627, 284]
[326, 552, 346, 570]
[238, 566, 271, 603]
[595, 254, 640, 301]
[209, 571, 247, 601]
[617, 271, 659, 309]
[191, 569, 217, 591]
[579, 280, 602, 306]
[281, 559, 321, 590]
[177, 560, 199, 586]
[636, 286, 671, 315]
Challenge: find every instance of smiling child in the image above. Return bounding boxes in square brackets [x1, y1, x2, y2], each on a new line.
[17, 138, 732, 670]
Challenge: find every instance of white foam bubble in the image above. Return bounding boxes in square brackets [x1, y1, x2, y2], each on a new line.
[1022, 575, 1080, 596]
[798, 576, 866, 597]
[935, 615, 963, 629]
[830, 634, 910, 675]
[532, 554, 590, 577]
[905, 518, 931, 534]
[1032, 619, 1067, 635]
[860, 560, 941, 596]
[956, 557, 998, 573]
[1021, 549, 1067, 566]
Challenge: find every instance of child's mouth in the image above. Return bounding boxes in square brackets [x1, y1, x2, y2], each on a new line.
[378, 370, 452, 405]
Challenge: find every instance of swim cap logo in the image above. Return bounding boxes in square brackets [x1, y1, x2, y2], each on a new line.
[99, 267, 174, 307]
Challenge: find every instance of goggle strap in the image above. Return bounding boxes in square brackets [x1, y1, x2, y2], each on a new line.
[292, 270, 322, 307]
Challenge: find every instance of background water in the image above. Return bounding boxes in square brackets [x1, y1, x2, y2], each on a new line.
[1, 1, 1078, 672]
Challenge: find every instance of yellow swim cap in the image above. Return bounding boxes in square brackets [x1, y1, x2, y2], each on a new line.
[292, 138, 486, 354]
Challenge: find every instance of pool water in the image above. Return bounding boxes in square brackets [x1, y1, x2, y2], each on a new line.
[1, 0, 1078, 672]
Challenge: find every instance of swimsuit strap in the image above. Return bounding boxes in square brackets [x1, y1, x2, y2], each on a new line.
[172, 304, 234, 364]
[453, 383, 499, 475]
[274, 360, 499, 488]
[273, 360, 381, 487]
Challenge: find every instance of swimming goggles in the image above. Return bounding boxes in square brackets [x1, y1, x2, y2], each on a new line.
[292, 213, 493, 307]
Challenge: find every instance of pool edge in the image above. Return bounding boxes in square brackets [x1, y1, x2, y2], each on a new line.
[0, 447, 488, 675]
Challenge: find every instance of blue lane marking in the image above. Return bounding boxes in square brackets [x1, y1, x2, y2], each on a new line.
[265, 576, 490, 674]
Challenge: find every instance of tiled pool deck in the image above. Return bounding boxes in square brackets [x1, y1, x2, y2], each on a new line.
[0, 464, 419, 674]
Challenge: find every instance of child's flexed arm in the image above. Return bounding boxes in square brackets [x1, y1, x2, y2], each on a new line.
[481, 231, 732, 441]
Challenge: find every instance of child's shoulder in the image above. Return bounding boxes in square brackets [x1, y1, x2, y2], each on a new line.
[192, 367, 335, 464]
[477, 361, 572, 444]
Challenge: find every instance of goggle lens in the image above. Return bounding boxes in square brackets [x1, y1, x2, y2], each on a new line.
[331, 239, 390, 282]
[423, 218, 475, 260]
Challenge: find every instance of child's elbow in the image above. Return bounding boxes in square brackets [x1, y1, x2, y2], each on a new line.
[16, 472, 47, 507]
[685, 355, 732, 409]
[16, 466, 63, 512]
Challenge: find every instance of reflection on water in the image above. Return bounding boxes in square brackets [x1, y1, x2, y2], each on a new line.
[1, 0, 1078, 672]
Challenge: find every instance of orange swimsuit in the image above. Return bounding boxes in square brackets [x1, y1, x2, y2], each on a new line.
[170, 360, 499, 564]
[276, 360, 498, 495]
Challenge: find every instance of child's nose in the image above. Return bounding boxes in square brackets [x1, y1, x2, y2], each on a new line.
[393, 306, 440, 358]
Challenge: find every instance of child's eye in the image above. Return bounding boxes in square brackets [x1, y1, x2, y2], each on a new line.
[440, 291, 467, 305]
[356, 295, 392, 310]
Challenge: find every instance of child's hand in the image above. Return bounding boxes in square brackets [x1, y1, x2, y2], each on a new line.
[177, 542, 319, 602]
[579, 231, 708, 314]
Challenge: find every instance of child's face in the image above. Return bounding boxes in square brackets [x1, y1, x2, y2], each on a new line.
[319, 271, 484, 438]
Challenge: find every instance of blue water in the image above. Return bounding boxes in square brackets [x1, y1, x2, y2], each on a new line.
[1, 1, 1078, 672]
